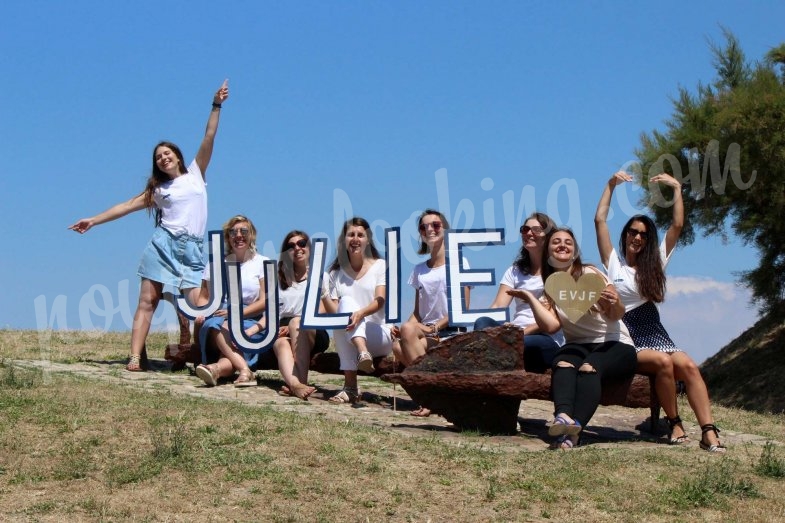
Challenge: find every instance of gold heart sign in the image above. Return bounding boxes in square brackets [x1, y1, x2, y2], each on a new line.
[544, 272, 607, 323]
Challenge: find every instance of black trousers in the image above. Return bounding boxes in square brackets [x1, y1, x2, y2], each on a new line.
[551, 341, 637, 427]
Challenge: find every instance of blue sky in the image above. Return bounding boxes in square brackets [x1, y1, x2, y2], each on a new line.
[2, 1, 779, 363]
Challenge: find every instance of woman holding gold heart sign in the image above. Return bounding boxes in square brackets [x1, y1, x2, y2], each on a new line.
[517, 227, 638, 450]
[595, 171, 725, 453]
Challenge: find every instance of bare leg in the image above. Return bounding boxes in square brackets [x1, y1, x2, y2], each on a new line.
[130, 278, 163, 359]
[273, 338, 314, 399]
[294, 328, 317, 384]
[637, 350, 685, 440]
[671, 351, 721, 447]
[211, 324, 252, 377]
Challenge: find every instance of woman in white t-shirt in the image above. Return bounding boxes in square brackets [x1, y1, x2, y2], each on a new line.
[69, 80, 229, 372]
[396, 209, 471, 416]
[322, 217, 395, 404]
[193, 215, 270, 388]
[595, 171, 725, 452]
[473, 212, 564, 372]
[519, 227, 637, 449]
[272, 230, 330, 400]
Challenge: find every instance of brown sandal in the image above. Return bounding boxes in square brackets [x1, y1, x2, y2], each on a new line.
[233, 369, 257, 388]
[195, 364, 218, 386]
[126, 355, 144, 372]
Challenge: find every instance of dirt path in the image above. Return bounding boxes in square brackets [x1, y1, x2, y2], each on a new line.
[10, 358, 764, 452]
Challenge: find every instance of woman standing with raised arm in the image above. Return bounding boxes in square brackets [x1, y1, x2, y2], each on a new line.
[397, 209, 471, 417]
[473, 212, 563, 373]
[322, 217, 395, 404]
[69, 80, 229, 371]
[594, 171, 725, 452]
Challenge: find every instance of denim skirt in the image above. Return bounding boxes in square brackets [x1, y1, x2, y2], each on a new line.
[137, 227, 204, 289]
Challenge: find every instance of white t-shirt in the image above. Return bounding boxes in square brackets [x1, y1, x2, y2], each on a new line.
[407, 258, 471, 325]
[500, 265, 565, 345]
[605, 240, 671, 312]
[204, 252, 269, 305]
[154, 159, 208, 237]
[550, 267, 633, 345]
[278, 280, 307, 319]
[327, 259, 387, 324]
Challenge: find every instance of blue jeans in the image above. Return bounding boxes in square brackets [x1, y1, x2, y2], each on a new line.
[473, 316, 560, 373]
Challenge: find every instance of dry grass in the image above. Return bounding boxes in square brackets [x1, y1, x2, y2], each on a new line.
[1, 330, 785, 522]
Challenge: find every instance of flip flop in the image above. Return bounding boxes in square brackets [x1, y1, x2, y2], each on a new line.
[548, 414, 582, 437]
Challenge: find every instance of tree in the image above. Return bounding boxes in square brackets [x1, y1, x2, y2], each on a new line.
[635, 29, 785, 313]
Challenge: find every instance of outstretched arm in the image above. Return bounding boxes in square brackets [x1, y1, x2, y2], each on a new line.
[195, 79, 230, 178]
[650, 173, 684, 256]
[507, 288, 560, 334]
[594, 171, 631, 267]
[68, 193, 146, 234]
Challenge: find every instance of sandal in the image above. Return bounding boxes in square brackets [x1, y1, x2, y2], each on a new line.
[195, 364, 218, 387]
[548, 414, 582, 437]
[328, 387, 359, 404]
[357, 351, 375, 373]
[410, 407, 431, 417]
[699, 424, 727, 453]
[127, 354, 144, 372]
[233, 369, 257, 388]
[550, 434, 578, 450]
[665, 415, 689, 445]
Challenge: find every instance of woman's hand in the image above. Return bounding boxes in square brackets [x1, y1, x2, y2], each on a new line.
[68, 218, 95, 234]
[213, 309, 228, 318]
[214, 79, 229, 105]
[347, 311, 364, 331]
[609, 170, 632, 187]
[506, 288, 536, 303]
[278, 325, 290, 338]
[650, 172, 681, 189]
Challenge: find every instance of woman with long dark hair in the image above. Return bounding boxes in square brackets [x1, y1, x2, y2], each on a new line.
[70, 80, 229, 371]
[595, 171, 725, 452]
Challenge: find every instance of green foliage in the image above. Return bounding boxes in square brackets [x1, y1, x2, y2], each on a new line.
[668, 458, 760, 509]
[636, 30, 785, 312]
[755, 441, 785, 478]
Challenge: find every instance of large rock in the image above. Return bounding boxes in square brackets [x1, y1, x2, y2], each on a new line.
[382, 325, 527, 434]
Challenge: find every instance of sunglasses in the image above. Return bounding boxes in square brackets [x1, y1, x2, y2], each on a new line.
[228, 227, 249, 238]
[419, 221, 443, 232]
[627, 229, 649, 240]
[285, 238, 309, 251]
[520, 225, 544, 234]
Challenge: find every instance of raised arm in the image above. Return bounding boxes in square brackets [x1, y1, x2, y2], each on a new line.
[650, 173, 684, 256]
[68, 193, 146, 234]
[594, 171, 631, 267]
[194, 79, 230, 177]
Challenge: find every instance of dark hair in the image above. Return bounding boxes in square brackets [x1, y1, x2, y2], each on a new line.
[328, 217, 381, 272]
[513, 212, 557, 274]
[541, 227, 587, 283]
[142, 141, 188, 226]
[620, 214, 666, 303]
[278, 230, 310, 290]
[417, 208, 450, 255]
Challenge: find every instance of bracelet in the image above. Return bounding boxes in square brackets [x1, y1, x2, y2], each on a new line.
[212, 102, 222, 109]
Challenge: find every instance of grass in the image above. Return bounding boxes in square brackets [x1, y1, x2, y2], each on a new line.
[1, 330, 785, 521]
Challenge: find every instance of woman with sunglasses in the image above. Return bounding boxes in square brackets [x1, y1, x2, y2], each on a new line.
[473, 212, 564, 373]
[272, 231, 330, 400]
[69, 80, 229, 371]
[322, 217, 395, 404]
[396, 209, 471, 417]
[595, 171, 725, 452]
[193, 215, 270, 387]
[517, 227, 637, 449]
